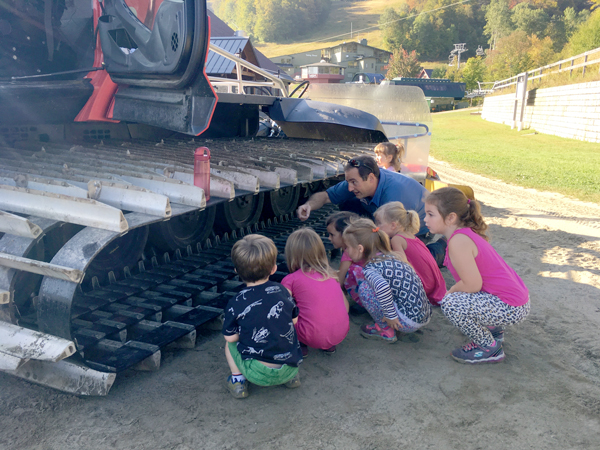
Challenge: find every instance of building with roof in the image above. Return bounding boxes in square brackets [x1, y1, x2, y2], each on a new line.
[272, 39, 392, 83]
[300, 61, 344, 83]
[417, 68, 434, 79]
[207, 10, 292, 82]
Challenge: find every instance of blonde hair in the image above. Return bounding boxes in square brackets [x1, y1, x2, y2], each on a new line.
[374, 201, 420, 235]
[285, 228, 335, 280]
[374, 142, 404, 172]
[231, 234, 277, 282]
[342, 218, 407, 263]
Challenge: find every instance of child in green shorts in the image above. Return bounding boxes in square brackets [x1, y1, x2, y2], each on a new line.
[223, 234, 303, 399]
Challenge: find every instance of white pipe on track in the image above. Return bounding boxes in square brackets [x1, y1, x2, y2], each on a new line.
[0, 321, 76, 361]
[0, 185, 128, 232]
[0, 211, 43, 239]
[0, 252, 84, 283]
[3, 359, 116, 396]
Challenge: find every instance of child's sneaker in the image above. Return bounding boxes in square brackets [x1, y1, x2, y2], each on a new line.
[360, 323, 397, 343]
[284, 373, 301, 389]
[322, 345, 336, 355]
[487, 326, 505, 343]
[300, 342, 309, 358]
[349, 303, 368, 315]
[451, 340, 505, 364]
[226, 375, 249, 399]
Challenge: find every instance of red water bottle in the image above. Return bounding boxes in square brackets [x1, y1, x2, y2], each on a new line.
[194, 147, 211, 201]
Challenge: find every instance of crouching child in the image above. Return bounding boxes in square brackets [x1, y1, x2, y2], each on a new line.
[223, 234, 303, 399]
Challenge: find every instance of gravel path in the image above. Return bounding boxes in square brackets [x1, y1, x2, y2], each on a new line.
[1, 160, 600, 450]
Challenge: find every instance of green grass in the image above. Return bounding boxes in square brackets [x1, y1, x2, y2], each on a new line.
[430, 110, 600, 204]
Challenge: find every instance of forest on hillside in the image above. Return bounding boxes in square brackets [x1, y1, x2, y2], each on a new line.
[211, 0, 600, 84]
[211, 0, 332, 42]
[381, 0, 600, 83]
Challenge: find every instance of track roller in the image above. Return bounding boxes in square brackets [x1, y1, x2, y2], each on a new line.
[215, 192, 265, 233]
[148, 206, 216, 253]
[262, 185, 301, 220]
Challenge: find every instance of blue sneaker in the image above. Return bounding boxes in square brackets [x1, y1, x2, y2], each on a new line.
[487, 326, 505, 343]
[451, 340, 505, 364]
[226, 375, 249, 399]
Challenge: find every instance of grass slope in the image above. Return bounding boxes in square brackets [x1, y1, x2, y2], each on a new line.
[431, 110, 600, 204]
[254, 0, 405, 57]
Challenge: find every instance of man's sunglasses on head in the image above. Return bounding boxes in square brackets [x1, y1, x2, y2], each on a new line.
[348, 159, 374, 172]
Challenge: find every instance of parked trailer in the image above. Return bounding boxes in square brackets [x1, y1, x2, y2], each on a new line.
[381, 78, 466, 112]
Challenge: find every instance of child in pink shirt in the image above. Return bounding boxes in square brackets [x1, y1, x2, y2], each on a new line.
[282, 228, 349, 356]
[374, 202, 446, 305]
[425, 187, 530, 365]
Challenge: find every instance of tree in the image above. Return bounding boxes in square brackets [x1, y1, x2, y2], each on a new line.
[410, 13, 452, 60]
[566, 9, 600, 54]
[527, 34, 556, 67]
[444, 64, 461, 82]
[486, 30, 532, 79]
[484, 0, 514, 49]
[385, 47, 422, 79]
[460, 57, 488, 90]
[563, 7, 590, 39]
[378, 0, 486, 61]
[431, 66, 447, 78]
[511, 3, 551, 37]
[215, 0, 332, 42]
[379, 6, 415, 51]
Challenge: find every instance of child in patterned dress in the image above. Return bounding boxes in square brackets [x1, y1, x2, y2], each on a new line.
[374, 201, 446, 306]
[343, 218, 431, 343]
[424, 187, 530, 364]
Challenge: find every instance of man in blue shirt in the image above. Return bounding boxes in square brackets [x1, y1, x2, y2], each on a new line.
[297, 155, 445, 265]
[297, 155, 429, 234]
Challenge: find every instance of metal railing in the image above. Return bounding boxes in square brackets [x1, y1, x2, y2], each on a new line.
[492, 47, 600, 91]
[465, 81, 495, 98]
[380, 121, 430, 140]
[207, 44, 292, 97]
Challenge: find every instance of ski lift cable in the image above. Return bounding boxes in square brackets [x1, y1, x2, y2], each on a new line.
[310, 0, 475, 44]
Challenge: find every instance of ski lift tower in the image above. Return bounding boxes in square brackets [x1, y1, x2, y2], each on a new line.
[449, 43, 467, 69]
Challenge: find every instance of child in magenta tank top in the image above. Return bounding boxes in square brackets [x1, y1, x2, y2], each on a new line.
[424, 187, 530, 365]
[374, 201, 446, 306]
[282, 228, 349, 356]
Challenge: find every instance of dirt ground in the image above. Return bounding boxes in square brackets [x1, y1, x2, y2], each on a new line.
[1, 160, 600, 450]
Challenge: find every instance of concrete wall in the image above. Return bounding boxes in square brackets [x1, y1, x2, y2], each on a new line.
[481, 80, 600, 143]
